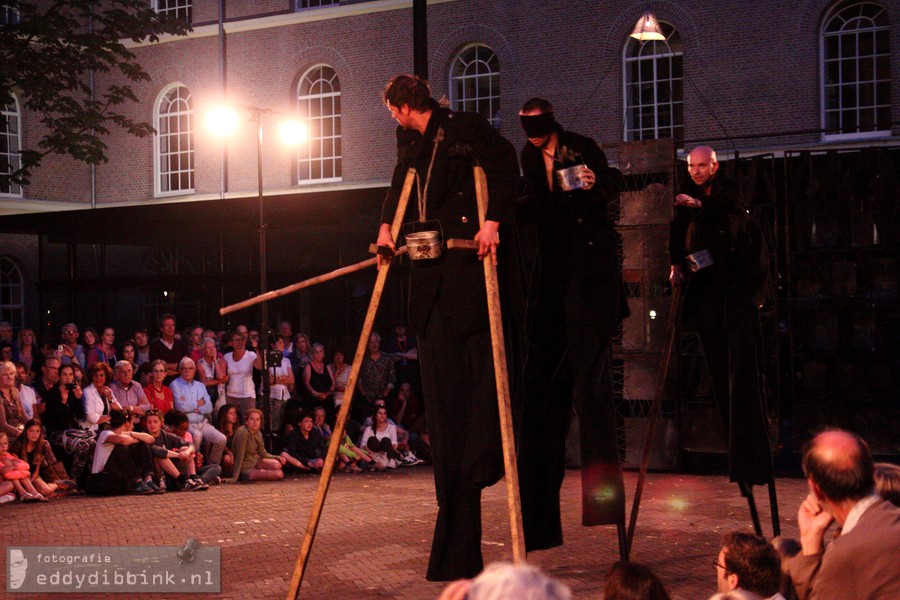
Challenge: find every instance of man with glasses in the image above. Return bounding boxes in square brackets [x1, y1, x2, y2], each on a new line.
[111, 360, 150, 427]
[171, 357, 226, 466]
[33, 356, 60, 405]
[715, 532, 784, 599]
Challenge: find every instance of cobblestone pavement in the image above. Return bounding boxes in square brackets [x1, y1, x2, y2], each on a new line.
[0, 468, 806, 599]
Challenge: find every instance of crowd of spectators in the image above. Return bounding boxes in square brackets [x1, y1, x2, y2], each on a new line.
[0, 315, 427, 503]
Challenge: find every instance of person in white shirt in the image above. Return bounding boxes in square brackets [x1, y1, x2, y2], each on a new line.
[223, 332, 262, 419]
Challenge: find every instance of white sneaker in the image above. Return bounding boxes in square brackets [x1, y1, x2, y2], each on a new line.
[0, 493, 16, 504]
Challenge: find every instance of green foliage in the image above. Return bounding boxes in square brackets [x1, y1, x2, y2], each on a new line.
[0, 0, 191, 186]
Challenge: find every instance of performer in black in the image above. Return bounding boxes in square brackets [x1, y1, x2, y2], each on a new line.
[669, 146, 773, 487]
[376, 74, 520, 581]
[516, 98, 628, 552]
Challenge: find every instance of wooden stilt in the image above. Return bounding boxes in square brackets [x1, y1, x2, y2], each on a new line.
[285, 168, 416, 599]
[473, 166, 527, 564]
[625, 287, 682, 558]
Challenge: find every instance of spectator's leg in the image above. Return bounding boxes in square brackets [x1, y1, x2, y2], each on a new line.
[202, 423, 227, 465]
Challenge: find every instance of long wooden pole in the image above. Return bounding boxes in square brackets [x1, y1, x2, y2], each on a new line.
[219, 248, 407, 316]
[286, 169, 415, 599]
[473, 166, 526, 564]
[625, 286, 681, 558]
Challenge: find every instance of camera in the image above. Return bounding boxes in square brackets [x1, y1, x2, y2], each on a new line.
[266, 349, 284, 364]
[65, 382, 77, 391]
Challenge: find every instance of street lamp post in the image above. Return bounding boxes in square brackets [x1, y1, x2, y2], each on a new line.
[207, 104, 305, 441]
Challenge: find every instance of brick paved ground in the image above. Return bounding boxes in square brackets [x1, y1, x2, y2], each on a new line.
[0, 468, 806, 599]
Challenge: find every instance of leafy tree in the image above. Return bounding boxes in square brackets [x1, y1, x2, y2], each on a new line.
[0, 0, 191, 187]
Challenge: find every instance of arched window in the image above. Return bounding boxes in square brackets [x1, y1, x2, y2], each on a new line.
[0, 256, 24, 328]
[623, 23, 683, 143]
[154, 84, 194, 196]
[822, 1, 891, 138]
[0, 94, 21, 196]
[449, 44, 500, 127]
[297, 65, 342, 182]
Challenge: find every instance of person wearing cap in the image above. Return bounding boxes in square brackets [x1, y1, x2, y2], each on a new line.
[517, 97, 629, 552]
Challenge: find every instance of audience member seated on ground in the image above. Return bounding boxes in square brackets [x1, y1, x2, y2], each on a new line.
[16, 329, 37, 380]
[604, 561, 671, 600]
[267, 335, 294, 435]
[144, 409, 206, 491]
[44, 364, 95, 482]
[215, 403, 241, 479]
[874, 462, 900, 506]
[716, 532, 784, 600]
[302, 342, 334, 423]
[197, 337, 228, 416]
[78, 362, 122, 432]
[80, 328, 98, 365]
[164, 410, 221, 487]
[144, 359, 175, 413]
[0, 431, 49, 501]
[12, 418, 78, 498]
[15, 362, 38, 419]
[227, 408, 284, 483]
[360, 400, 421, 466]
[388, 381, 425, 436]
[0, 361, 25, 442]
[438, 561, 571, 600]
[171, 357, 226, 466]
[83, 409, 158, 496]
[110, 360, 150, 428]
[223, 332, 262, 419]
[359, 404, 403, 470]
[87, 327, 117, 368]
[0, 474, 14, 503]
[785, 429, 900, 600]
[282, 411, 323, 473]
[312, 406, 374, 473]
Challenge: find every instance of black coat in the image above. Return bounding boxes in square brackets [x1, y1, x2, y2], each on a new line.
[519, 127, 627, 340]
[382, 106, 520, 335]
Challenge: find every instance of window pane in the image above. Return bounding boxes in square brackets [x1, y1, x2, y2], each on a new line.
[296, 65, 341, 182]
[623, 23, 683, 143]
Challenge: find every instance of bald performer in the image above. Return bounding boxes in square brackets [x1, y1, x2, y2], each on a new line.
[669, 146, 773, 487]
[786, 430, 900, 599]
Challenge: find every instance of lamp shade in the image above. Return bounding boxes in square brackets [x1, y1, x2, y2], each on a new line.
[630, 11, 666, 41]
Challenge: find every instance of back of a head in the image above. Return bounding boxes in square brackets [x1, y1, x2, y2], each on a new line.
[708, 592, 763, 600]
[802, 429, 874, 503]
[874, 462, 900, 506]
[466, 562, 571, 600]
[721, 532, 782, 598]
[604, 562, 670, 600]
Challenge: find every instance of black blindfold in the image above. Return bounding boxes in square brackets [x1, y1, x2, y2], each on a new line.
[520, 112, 556, 138]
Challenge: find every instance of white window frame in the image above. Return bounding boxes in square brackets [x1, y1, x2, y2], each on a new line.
[821, 1, 891, 141]
[0, 256, 24, 329]
[622, 22, 683, 144]
[153, 83, 194, 197]
[295, 0, 339, 10]
[449, 43, 501, 128]
[296, 64, 342, 184]
[0, 94, 22, 197]
[153, 0, 191, 22]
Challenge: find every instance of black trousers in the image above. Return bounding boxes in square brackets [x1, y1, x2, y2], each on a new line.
[683, 271, 773, 485]
[418, 298, 504, 582]
[85, 442, 154, 496]
[518, 281, 625, 552]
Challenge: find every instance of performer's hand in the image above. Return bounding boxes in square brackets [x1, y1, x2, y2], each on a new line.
[475, 220, 500, 266]
[376, 223, 396, 270]
[674, 193, 702, 208]
[669, 265, 684, 286]
[797, 491, 834, 555]
[578, 166, 596, 190]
